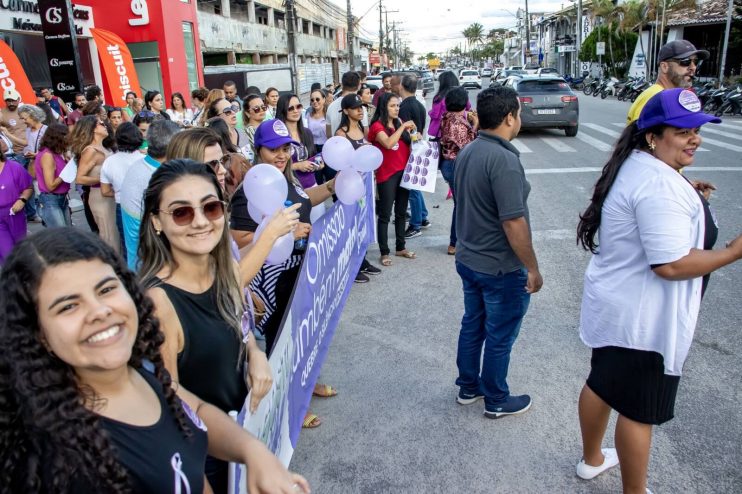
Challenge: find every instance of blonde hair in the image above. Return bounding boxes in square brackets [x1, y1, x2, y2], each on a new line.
[198, 89, 226, 127]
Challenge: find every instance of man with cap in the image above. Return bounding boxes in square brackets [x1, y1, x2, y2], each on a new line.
[327, 71, 363, 136]
[0, 89, 29, 163]
[627, 40, 709, 124]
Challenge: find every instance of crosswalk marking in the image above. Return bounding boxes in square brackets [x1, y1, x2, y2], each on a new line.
[611, 123, 625, 128]
[582, 123, 621, 138]
[511, 139, 533, 153]
[719, 119, 742, 127]
[701, 126, 742, 141]
[574, 132, 613, 152]
[541, 138, 576, 152]
[700, 137, 742, 152]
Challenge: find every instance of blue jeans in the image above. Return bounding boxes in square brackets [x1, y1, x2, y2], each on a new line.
[9, 154, 38, 220]
[440, 159, 456, 247]
[38, 192, 71, 227]
[455, 261, 531, 407]
[408, 189, 428, 229]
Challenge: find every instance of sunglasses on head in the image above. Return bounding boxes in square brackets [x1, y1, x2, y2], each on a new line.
[251, 105, 268, 112]
[288, 104, 304, 112]
[205, 155, 230, 170]
[157, 200, 226, 226]
[220, 107, 236, 116]
[138, 110, 155, 117]
[670, 57, 700, 67]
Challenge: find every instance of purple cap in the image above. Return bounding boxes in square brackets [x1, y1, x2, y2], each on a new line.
[254, 120, 300, 149]
[637, 88, 721, 131]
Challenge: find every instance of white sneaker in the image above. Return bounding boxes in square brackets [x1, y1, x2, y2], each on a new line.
[575, 448, 619, 480]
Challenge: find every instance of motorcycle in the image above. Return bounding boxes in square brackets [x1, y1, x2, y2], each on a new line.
[563, 73, 586, 90]
[628, 79, 650, 102]
[599, 77, 620, 99]
[694, 81, 717, 108]
[715, 85, 742, 117]
[583, 77, 601, 96]
[704, 85, 729, 114]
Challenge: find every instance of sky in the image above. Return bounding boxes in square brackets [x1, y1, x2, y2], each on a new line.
[329, 0, 574, 56]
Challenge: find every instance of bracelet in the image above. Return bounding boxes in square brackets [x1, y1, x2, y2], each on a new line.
[18, 197, 27, 204]
[326, 182, 335, 194]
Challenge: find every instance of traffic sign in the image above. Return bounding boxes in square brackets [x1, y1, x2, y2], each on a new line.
[596, 42, 606, 56]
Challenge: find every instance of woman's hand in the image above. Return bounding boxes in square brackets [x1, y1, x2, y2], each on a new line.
[402, 120, 416, 132]
[246, 443, 311, 494]
[292, 161, 316, 173]
[10, 199, 25, 214]
[262, 204, 300, 241]
[293, 222, 311, 240]
[692, 180, 716, 201]
[246, 350, 273, 413]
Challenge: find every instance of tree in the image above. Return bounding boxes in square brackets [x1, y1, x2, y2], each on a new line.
[579, 25, 638, 78]
[462, 22, 485, 58]
[426, 52, 437, 61]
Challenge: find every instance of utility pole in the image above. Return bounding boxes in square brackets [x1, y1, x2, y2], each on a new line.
[524, 0, 530, 65]
[285, 0, 300, 93]
[347, 0, 355, 70]
[382, 8, 399, 70]
[392, 22, 398, 70]
[575, 0, 582, 77]
[379, 0, 384, 69]
[719, 0, 734, 82]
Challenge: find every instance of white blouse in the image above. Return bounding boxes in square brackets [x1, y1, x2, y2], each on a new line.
[580, 150, 705, 376]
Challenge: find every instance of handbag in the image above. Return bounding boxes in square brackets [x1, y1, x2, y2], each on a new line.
[399, 139, 440, 193]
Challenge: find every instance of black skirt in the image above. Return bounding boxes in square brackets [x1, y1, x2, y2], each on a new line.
[586, 346, 681, 425]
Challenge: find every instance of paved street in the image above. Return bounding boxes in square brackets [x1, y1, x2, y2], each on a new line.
[291, 86, 742, 493]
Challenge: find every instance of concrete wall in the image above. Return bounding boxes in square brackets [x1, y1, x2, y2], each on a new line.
[198, 10, 287, 54]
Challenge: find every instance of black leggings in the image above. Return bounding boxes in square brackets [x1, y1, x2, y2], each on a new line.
[376, 171, 409, 256]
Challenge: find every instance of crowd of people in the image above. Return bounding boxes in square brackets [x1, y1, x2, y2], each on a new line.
[1, 38, 740, 494]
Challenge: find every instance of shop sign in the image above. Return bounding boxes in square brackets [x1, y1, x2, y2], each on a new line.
[38, 0, 84, 102]
[0, 0, 92, 36]
[128, 0, 149, 27]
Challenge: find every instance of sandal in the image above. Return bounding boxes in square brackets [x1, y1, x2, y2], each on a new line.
[302, 413, 321, 429]
[313, 384, 338, 398]
[395, 250, 416, 259]
[380, 255, 392, 266]
[447, 246, 456, 256]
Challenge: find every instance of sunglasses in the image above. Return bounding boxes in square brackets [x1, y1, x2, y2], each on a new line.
[137, 110, 155, 117]
[311, 97, 323, 102]
[220, 108, 236, 116]
[288, 104, 304, 112]
[670, 57, 700, 67]
[205, 155, 230, 170]
[251, 105, 268, 112]
[157, 200, 226, 226]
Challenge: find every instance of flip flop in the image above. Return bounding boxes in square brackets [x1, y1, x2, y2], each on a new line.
[302, 413, 321, 429]
[395, 250, 416, 259]
[313, 384, 338, 398]
[380, 255, 392, 266]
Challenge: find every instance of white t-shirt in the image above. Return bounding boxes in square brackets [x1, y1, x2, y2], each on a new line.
[166, 108, 195, 126]
[120, 155, 160, 269]
[100, 151, 144, 203]
[579, 150, 705, 376]
[326, 93, 369, 136]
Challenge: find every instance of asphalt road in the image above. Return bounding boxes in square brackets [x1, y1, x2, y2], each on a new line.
[290, 83, 742, 493]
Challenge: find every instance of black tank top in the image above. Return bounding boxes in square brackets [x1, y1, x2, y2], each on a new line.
[347, 136, 366, 150]
[156, 278, 248, 413]
[97, 368, 208, 493]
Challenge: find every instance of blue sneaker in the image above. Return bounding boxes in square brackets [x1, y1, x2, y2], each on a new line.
[484, 394, 532, 419]
[456, 390, 484, 405]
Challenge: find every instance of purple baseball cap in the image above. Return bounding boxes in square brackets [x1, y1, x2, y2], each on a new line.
[637, 88, 721, 131]
[254, 120, 300, 149]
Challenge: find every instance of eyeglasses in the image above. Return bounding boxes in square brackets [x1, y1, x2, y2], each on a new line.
[288, 104, 304, 112]
[157, 200, 226, 226]
[311, 97, 323, 103]
[205, 155, 230, 170]
[251, 105, 268, 113]
[220, 108, 236, 116]
[670, 57, 700, 67]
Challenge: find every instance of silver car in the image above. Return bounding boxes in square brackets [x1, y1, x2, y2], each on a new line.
[504, 76, 580, 136]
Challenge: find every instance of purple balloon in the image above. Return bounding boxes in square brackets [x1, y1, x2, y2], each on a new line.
[335, 169, 365, 205]
[243, 164, 288, 217]
[322, 136, 355, 171]
[351, 144, 383, 172]
[253, 218, 294, 265]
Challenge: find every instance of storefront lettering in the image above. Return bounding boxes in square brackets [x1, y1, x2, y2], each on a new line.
[0, 0, 38, 14]
[128, 0, 149, 26]
[49, 57, 73, 67]
[12, 16, 82, 34]
[0, 56, 20, 92]
[106, 44, 133, 98]
[44, 6, 62, 23]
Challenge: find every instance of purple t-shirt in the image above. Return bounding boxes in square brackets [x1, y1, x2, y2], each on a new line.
[34, 148, 70, 194]
[0, 159, 33, 209]
[428, 97, 471, 139]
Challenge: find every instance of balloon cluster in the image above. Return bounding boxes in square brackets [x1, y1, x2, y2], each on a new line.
[242, 164, 294, 265]
[321, 136, 383, 205]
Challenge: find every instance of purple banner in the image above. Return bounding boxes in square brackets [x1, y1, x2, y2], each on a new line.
[234, 173, 375, 483]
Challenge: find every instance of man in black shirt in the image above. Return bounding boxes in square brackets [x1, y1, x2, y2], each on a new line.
[398, 74, 430, 239]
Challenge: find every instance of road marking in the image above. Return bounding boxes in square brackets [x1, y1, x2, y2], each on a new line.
[525, 166, 742, 175]
[541, 138, 576, 152]
[582, 123, 621, 138]
[574, 132, 613, 152]
[719, 119, 742, 127]
[511, 139, 533, 153]
[611, 123, 625, 128]
[699, 137, 742, 152]
[701, 126, 742, 140]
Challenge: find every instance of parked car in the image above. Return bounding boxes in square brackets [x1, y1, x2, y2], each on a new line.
[503, 75, 579, 136]
[481, 67, 494, 77]
[459, 69, 482, 89]
[491, 69, 526, 85]
[365, 75, 383, 93]
[536, 67, 560, 76]
[523, 63, 540, 74]
[388, 70, 434, 97]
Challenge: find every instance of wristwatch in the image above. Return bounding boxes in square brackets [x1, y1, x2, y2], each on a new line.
[18, 197, 27, 204]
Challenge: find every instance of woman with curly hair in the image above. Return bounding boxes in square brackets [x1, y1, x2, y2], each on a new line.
[137, 159, 300, 493]
[34, 122, 72, 227]
[72, 115, 119, 252]
[0, 229, 310, 493]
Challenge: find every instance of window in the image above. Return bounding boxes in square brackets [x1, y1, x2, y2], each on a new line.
[517, 80, 569, 92]
[182, 22, 199, 92]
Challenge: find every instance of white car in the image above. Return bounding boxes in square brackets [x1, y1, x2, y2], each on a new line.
[459, 69, 482, 89]
[481, 67, 494, 77]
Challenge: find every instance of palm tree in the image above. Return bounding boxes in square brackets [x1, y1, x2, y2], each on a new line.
[463, 22, 485, 60]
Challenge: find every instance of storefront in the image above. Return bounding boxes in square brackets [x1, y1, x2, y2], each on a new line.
[1, 0, 203, 105]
